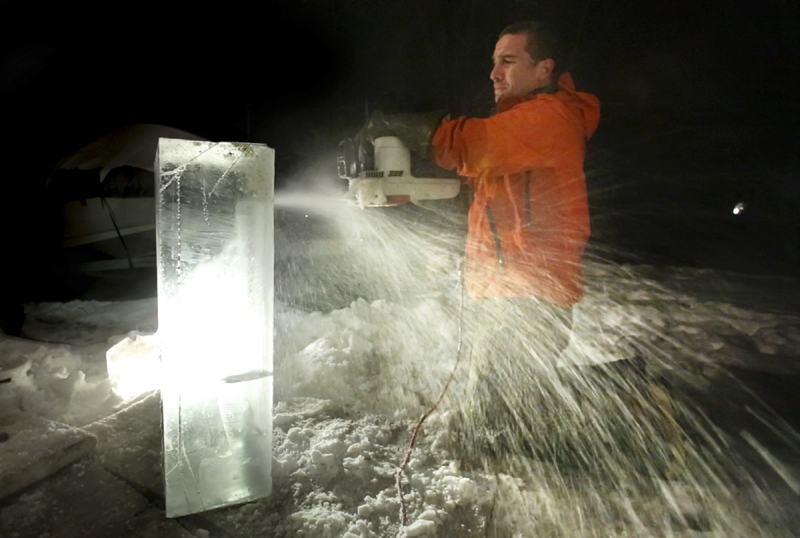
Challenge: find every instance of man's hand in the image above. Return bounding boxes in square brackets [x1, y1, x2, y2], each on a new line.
[362, 110, 395, 143]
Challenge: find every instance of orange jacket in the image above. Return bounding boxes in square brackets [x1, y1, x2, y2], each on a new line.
[431, 73, 600, 305]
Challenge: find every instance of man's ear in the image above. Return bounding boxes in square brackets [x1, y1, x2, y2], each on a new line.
[536, 58, 555, 79]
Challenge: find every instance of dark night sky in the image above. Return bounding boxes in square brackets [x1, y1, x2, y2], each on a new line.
[2, 0, 799, 278]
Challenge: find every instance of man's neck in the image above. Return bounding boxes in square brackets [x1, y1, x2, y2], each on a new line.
[531, 80, 558, 96]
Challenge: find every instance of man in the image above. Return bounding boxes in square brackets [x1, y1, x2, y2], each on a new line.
[367, 21, 599, 301]
[363, 21, 600, 456]
[362, 24, 686, 475]
[434, 21, 599, 457]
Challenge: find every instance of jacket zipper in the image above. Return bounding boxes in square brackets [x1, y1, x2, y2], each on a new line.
[484, 204, 505, 273]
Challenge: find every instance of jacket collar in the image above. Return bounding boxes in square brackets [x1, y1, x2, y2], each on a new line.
[530, 80, 559, 96]
[490, 71, 600, 141]
[494, 74, 565, 114]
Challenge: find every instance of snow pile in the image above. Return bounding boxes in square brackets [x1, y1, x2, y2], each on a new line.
[0, 336, 116, 426]
[211, 390, 794, 537]
[572, 264, 800, 374]
[2, 263, 800, 536]
[208, 397, 485, 538]
[276, 297, 461, 415]
[0, 299, 157, 426]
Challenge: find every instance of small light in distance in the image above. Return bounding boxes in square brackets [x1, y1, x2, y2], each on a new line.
[733, 202, 745, 215]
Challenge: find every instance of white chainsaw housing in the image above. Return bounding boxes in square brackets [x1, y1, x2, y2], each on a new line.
[344, 136, 460, 207]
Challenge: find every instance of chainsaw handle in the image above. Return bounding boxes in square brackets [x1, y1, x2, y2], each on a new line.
[336, 138, 360, 179]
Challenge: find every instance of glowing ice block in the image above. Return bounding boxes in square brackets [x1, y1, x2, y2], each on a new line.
[155, 138, 274, 517]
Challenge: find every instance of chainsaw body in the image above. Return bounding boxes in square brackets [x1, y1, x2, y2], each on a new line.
[338, 136, 460, 207]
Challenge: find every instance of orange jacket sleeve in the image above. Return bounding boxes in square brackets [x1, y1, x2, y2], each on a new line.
[431, 98, 587, 178]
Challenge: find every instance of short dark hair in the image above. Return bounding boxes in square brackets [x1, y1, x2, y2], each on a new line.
[499, 21, 564, 74]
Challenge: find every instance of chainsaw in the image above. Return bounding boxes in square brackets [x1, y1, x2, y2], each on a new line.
[337, 136, 460, 207]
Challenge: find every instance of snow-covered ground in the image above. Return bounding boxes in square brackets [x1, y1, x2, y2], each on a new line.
[2, 257, 800, 537]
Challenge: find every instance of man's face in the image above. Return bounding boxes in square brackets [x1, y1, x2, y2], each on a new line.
[491, 33, 553, 103]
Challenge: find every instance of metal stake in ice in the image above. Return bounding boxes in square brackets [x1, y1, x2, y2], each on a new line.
[155, 138, 274, 517]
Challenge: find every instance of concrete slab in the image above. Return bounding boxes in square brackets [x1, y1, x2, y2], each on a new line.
[0, 417, 96, 500]
[0, 457, 148, 538]
[84, 390, 163, 495]
[122, 508, 196, 538]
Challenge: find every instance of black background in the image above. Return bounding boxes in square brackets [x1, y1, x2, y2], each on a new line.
[2, 0, 799, 291]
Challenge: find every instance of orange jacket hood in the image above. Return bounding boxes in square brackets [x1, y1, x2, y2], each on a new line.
[555, 73, 600, 140]
[495, 73, 600, 140]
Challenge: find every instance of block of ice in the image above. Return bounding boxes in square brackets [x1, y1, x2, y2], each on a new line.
[106, 332, 159, 400]
[155, 138, 274, 517]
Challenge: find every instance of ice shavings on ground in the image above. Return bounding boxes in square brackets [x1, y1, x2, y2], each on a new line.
[276, 297, 460, 416]
[2, 264, 800, 536]
[205, 397, 485, 538]
[206, 263, 800, 537]
[571, 264, 800, 375]
[0, 336, 118, 426]
[0, 299, 158, 427]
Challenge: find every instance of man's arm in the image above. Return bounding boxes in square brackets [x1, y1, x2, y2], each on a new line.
[430, 101, 584, 178]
